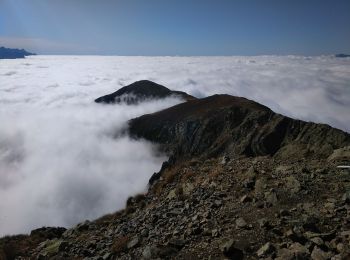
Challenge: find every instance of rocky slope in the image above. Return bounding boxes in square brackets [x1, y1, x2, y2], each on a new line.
[95, 80, 196, 104]
[1, 84, 350, 260]
[129, 94, 349, 163]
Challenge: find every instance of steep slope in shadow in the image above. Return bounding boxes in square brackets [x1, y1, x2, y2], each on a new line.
[129, 94, 350, 162]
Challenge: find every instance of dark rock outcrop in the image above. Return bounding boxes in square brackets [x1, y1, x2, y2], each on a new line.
[335, 54, 350, 58]
[95, 80, 196, 104]
[0, 47, 35, 59]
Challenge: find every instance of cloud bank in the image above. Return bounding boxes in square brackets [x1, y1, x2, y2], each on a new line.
[0, 55, 349, 236]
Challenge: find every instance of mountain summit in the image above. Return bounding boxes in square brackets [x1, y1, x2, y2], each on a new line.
[95, 80, 196, 104]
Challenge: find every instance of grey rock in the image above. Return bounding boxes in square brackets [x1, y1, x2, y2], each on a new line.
[220, 239, 244, 260]
[102, 253, 112, 260]
[285, 176, 301, 194]
[166, 189, 177, 200]
[310, 237, 324, 246]
[127, 237, 140, 249]
[327, 146, 350, 162]
[258, 218, 270, 229]
[142, 246, 154, 259]
[289, 242, 310, 259]
[240, 195, 252, 203]
[342, 191, 350, 203]
[221, 155, 230, 165]
[236, 217, 248, 229]
[257, 242, 275, 257]
[39, 239, 69, 257]
[311, 246, 331, 260]
[168, 239, 186, 249]
[264, 191, 278, 206]
[77, 220, 90, 231]
[255, 178, 267, 194]
[182, 182, 194, 196]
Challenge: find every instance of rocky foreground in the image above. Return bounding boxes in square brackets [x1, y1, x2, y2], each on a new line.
[1, 81, 350, 260]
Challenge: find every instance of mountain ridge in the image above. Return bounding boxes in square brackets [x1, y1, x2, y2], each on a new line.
[129, 93, 349, 159]
[1, 81, 350, 259]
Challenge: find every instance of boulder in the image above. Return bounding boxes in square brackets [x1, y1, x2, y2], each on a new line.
[220, 239, 244, 260]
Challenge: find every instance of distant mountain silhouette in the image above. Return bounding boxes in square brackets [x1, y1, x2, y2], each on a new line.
[0, 47, 36, 59]
[335, 53, 350, 58]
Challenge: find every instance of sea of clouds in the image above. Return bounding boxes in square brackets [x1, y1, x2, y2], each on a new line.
[0, 55, 349, 236]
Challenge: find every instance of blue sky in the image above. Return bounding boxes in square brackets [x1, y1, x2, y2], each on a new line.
[0, 0, 349, 55]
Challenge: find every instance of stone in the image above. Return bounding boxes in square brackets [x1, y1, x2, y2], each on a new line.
[211, 229, 219, 237]
[127, 237, 139, 249]
[242, 167, 257, 189]
[342, 192, 350, 204]
[257, 242, 275, 257]
[220, 239, 244, 260]
[339, 230, 350, 238]
[324, 202, 336, 212]
[327, 146, 350, 162]
[275, 165, 293, 174]
[285, 176, 301, 194]
[39, 239, 68, 257]
[168, 239, 186, 249]
[246, 166, 257, 177]
[76, 220, 90, 231]
[166, 189, 177, 200]
[157, 246, 178, 258]
[221, 155, 230, 165]
[258, 218, 270, 229]
[102, 253, 112, 260]
[213, 200, 222, 208]
[182, 182, 194, 196]
[276, 248, 294, 260]
[142, 246, 156, 259]
[62, 228, 75, 238]
[285, 229, 306, 243]
[310, 237, 324, 246]
[255, 178, 267, 194]
[311, 246, 331, 260]
[240, 195, 252, 203]
[264, 191, 278, 206]
[279, 209, 290, 217]
[30, 227, 67, 240]
[336, 243, 345, 253]
[288, 242, 310, 259]
[304, 231, 336, 241]
[302, 215, 320, 232]
[236, 217, 248, 229]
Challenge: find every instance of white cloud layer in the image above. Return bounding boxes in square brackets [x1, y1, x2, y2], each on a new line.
[0, 55, 349, 236]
